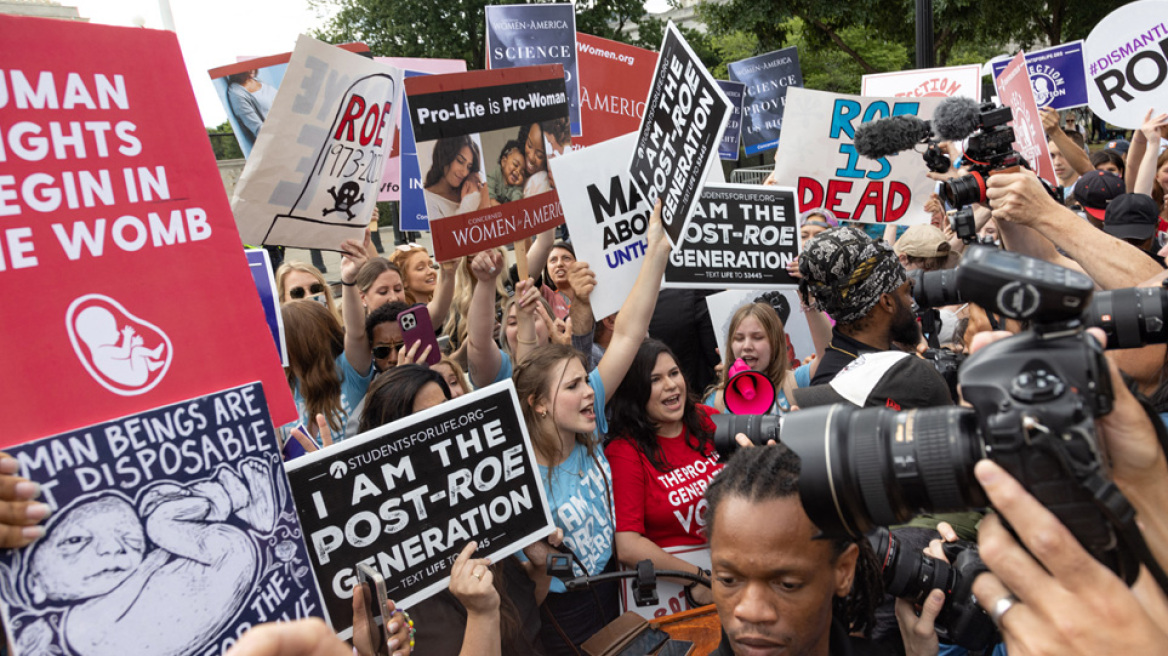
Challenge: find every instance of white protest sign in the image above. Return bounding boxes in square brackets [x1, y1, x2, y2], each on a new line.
[862, 65, 983, 101]
[772, 88, 944, 225]
[232, 35, 403, 250]
[1085, 2, 1168, 129]
[705, 289, 815, 365]
[619, 545, 710, 619]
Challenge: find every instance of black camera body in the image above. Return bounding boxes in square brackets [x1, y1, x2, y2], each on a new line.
[774, 248, 1143, 585]
[869, 528, 997, 651]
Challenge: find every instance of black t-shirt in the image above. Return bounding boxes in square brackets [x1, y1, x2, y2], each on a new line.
[410, 557, 545, 655]
[710, 617, 873, 656]
[809, 329, 882, 385]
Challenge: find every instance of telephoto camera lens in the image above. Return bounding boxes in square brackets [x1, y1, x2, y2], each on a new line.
[710, 414, 781, 458]
[781, 404, 986, 539]
[909, 269, 963, 309]
[941, 172, 987, 209]
[1084, 287, 1168, 350]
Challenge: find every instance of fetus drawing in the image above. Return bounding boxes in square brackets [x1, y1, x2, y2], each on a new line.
[6, 458, 279, 656]
[66, 294, 173, 396]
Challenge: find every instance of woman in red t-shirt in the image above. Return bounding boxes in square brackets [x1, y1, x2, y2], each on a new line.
[605, 339, 723, 607]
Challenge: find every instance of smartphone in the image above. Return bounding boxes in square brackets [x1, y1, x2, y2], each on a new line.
[437, 334, 451, 354]
[281, 423, 311, 461]
[616, 627, 669, 655]
[355, 563, 391, 656]
[398, 305, 442, 366]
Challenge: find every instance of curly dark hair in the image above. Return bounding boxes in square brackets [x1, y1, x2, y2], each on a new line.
[606, 339, 714, 472]
[706, 444, 883, 637]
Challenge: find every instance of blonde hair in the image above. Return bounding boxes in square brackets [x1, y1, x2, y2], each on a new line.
[442, 251, 511, 350]
[276, 261, 340, 323]
[708, 302, 789, 401]
[434, 356, 470, 396]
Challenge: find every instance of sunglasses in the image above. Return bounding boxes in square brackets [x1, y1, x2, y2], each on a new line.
[372, 343, 403, 359]
[289, 283, 325, 300]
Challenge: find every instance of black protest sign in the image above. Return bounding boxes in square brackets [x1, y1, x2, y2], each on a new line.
[284, 380, 553, 638]
[0, 382, 326, 656]
[628, 21, 731, 249]
[664, 183, 800, 289]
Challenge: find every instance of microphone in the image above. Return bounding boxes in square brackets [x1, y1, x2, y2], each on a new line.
[853, 115, 933, 160]
[932, 96, 983, 141]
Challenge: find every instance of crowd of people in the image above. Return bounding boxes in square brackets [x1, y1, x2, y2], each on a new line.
[4, 97, 1168, 656]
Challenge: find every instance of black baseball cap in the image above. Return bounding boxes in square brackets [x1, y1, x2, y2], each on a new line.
[1103, 193, 1160, 241]
[1073, 170, 1125, 220]
[789, 351, 952, 411]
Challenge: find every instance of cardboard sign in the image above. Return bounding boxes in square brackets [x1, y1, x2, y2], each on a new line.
[861, 64, 983, 102]
[0, 383, 324, 656]
[994, 53, 1058, 186]
[772, 88, 942, 224]
[405, 65, 569, 260]
[0, 15, 297, 444]
[717, 80, 746, 160]
[209, 44, 371, 157]
[706, 289, 816, 366]
[629, 22, 732, 249]
[231, 35, 403, 251]
[284, 381, 553, 639]
[988, 43, 1089, 110]
[486, 3, 582, 137]
[727, 47, 804, 156]
[246, 249, 288, 366]
[373, 58, 468, 201]
[575, 33, 658, 148]
[1085, 2, 1168, 129]
[664, 184, 799, 289]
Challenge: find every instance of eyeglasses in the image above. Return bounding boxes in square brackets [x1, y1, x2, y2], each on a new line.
[288, 283, 325, 300]
[372, 343, 403, 359]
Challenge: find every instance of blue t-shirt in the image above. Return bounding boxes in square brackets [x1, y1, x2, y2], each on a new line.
[540, 368, 613, 593]
[283, 352, 373, 446]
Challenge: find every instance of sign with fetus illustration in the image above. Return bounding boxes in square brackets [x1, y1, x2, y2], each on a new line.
[0, 15, 297, 445]
[0, 383, 325, 656]
[231, 34, 404, 251]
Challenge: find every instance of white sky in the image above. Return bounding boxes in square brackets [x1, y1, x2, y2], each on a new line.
[72, 0, 319, 128]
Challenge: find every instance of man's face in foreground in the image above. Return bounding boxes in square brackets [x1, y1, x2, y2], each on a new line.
[710, 495, 858, 656]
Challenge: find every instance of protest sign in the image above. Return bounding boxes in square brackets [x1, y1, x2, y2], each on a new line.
[575, 33, 658, 148]
[727, 47, 803, 156]
[486, 3, 582, 137]
[373, 58, 467, 202]
[1085, 2, 1168, 129]
[988, 43, 1089, 110]
[664, 184, 799, 289]
[861, 65, 983, 102]
[405, 65, 569, 260]
[231, 35, 403, 251]
[995, 53, 1058, 186]
[772, 88, 943, 225]
[209, 43, 371, 158]
[246, 249, 288, 366]
[630, 22, 732, 249]
[284, 380, 553, 638]
[620, 545, 710, 619]
[717, 80, 746, 160]
[0, 16, 296, 444]
[0, 382, 324, 656]
[706, 289, 816, 366]
[398, 83, 429, 232]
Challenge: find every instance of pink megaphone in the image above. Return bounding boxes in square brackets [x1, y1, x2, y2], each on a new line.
[725, 358, 776, 415]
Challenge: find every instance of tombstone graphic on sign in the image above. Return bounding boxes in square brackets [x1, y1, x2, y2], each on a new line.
[262, 74, 396, 245]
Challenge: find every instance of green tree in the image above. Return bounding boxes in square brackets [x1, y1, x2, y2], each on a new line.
[207, 121, 244, 161]
[311, 0, 663, 67]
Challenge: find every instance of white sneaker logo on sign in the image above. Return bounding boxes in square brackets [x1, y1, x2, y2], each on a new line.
[66, 294, 173, 396]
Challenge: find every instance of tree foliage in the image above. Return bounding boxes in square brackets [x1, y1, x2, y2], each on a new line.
[207, 121, 244, 161]
[311, 0, 665, 68]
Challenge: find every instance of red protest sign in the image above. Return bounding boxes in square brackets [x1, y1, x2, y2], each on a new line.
[0, 15, 297, 445]
[994, 52, 1058, 187]
[575, 34, 658, 148]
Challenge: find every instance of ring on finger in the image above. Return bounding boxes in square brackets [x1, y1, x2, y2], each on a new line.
[472, 566, 486, 580]
[988, 593, 1019, 627]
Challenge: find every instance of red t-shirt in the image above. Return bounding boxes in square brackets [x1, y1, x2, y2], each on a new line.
[605, 405, 724, 548]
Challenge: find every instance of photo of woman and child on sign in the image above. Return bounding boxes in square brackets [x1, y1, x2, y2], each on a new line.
[420, 117, 575, 220]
